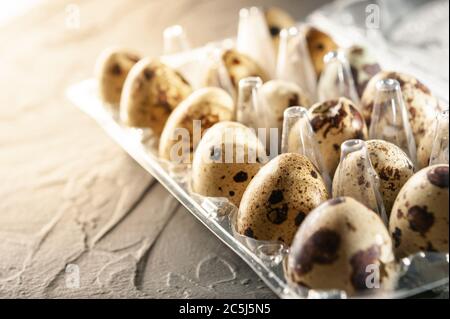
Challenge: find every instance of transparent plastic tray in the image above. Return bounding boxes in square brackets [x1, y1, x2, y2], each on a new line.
[309, 0, 449, 103]
[66, 2, 449, 299]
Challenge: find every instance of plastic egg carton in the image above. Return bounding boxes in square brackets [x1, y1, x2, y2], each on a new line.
[67, 0, 449, 299]
[309, 0, 449, 104]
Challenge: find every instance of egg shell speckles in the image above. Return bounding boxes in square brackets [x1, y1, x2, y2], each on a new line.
[389, 165, 449, 258]
[287, 197, 397, 295]
[332, 146, 379, 213]
[345, 46, 381, 98]
[223, 49, 269, 88]
[305, 27, 339, 77]
[191, 121, 267, 207]
[237, 153, 329, 245]
[366, 140, 415, 216]
[158, 87, 234, 161]
[361, 71, 440, 146]
[120, 58, 192, 135]
[95, 48, 140, 106]
[308, 97, 368, 176]
[204, 49, 269, 96]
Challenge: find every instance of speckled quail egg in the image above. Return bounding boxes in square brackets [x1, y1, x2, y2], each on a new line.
[361, 71, 440, 146]
[332, 141, 382, 216]
[120, 58, 192, 135]
[417, 129, 434, 169]
[95, 48, 140, 106]
[304, 27, 339, 78]
[345, 46, 382, 98]
[237, 153, 329, 245]
[308, 97, 368, 176]
[264, 7, 296, 52]
[389, 164, 449, 258]
[259, 79, 311, 139]
[287, 197, 397, 295]
[367, 140, 415, 215]
[417, 109, 449, 169]
[334, 140, 415, 216]
[191, 121, 268, 207]
[204, 49, 269, 97]
[158, 87, 234, 162]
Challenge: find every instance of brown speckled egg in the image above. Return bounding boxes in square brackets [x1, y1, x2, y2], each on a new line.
[304, 27, 339, 77]
[417, 128, 434, 169]
[95, 48, 140, 106]
[308, 97, 368, 175]
[332, 140, 415, 217]
[332, 143, 381, 215]
[204, 49, 269, 97]
[120, 58, 192, 135]
[361, 71, 440, 146]
[264, 7, 296, 52]
[259, 80, 311, 137]
[389, 165, 449, 258]
[237, 153, 329, 245]
[345, 46, 382, 98]
[158, 87, 234, 161]
[191, 121, 268, 207]
[287, 197, 397, 295]
[366, 140, 415, 215]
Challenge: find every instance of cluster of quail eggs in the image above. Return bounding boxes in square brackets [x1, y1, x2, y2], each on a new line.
[94, 6, 448, 297]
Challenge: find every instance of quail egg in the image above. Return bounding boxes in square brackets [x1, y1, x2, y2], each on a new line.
[345, 46, 382, 98]
[389, 164, 449, 258]
[204, 49, 269, 97]
[237, 153, 329, 245]
[120, 58, 192, 135]
[361, 71, 440, 146]
[417, 129, 434, 169]
[158, 87, 234, 162]
[417, 109, 449, 168]
[332, 139, 383, 218]
[95, 48, 140, 106]
[308, 97, 368, 175]
[287, 197, 397, 295]
[304, 27, 339, 77]
[191, 121, 268, 207]
[264, 7, 296, 52]
[259, 80, 311, 144]
[366, 140, 415, 215]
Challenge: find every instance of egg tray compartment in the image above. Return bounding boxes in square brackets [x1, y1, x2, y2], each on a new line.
[67, 76, 448, 298]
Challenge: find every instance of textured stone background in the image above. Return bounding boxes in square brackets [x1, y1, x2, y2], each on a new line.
[0, 0, 330, 298]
